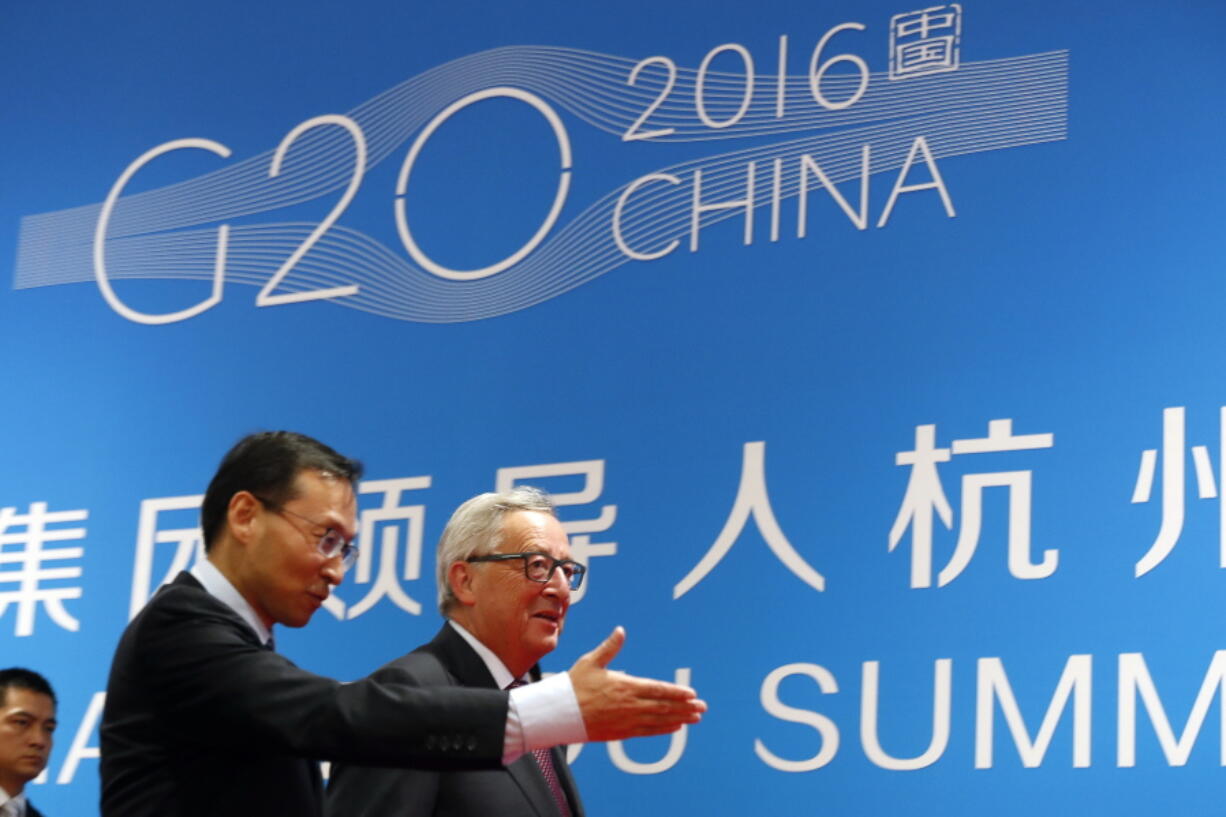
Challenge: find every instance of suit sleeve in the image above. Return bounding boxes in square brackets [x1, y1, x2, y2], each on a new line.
[118, 587, 507, 769]
[325, 651, 455, 817]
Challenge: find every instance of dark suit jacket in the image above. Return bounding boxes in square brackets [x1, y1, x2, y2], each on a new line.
[25, 801, 44, 817]
[100, 572, 509, 817]
[326, 624, 585, 817]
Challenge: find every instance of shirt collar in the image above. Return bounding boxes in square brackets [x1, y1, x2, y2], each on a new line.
[0, 787, 26, 815]
[447, 620, 526, 689]
[191, 558, 273, 646]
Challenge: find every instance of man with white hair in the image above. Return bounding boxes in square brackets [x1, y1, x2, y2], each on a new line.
[327, 487, 603, 816]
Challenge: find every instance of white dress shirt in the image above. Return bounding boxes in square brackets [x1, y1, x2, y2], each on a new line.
[0, 786, 28, 817]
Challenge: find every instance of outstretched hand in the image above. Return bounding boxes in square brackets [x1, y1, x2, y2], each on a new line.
[568, 626, 706, 742]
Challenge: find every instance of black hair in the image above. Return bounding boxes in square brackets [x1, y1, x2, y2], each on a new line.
[199, 431, 364, 551]
[0, 667, 56, 707]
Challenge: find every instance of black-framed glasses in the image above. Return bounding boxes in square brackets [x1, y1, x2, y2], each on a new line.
[466, 551, 586, 590]
[253, 494, 359, 570]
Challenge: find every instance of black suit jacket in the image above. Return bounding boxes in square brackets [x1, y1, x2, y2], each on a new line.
[25, 801, 45, 817]
[326, 624, 585, 817]
[100, 572, 509, 817]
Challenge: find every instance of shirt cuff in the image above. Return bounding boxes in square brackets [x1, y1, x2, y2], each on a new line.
[503, 671, 586, 763]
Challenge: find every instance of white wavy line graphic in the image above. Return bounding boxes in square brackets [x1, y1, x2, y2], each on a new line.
[14, 46, 1068, 323]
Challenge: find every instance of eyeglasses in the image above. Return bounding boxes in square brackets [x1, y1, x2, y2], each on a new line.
[466, 551, 586, 590]
[253, 494, 359, 570]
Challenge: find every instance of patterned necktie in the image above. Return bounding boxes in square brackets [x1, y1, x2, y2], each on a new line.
[1, 800, 20, 817]
[508, 679, 572, 817]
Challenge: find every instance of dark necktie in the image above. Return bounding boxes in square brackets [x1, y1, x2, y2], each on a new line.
[508, 679, 572, 817]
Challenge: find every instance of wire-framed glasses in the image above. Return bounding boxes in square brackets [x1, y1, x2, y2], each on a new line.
[253, 494, 359, 570]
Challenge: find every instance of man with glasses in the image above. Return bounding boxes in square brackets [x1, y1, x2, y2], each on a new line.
[326, 488, 592, 817]
[101, 432, 703, 817]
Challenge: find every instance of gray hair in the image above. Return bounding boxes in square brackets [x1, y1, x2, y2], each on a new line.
[436, 486, 556, 615]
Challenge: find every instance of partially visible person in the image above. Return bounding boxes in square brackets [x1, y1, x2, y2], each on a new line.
[101, 431, 704, 817]
[0, 668, 56, 817]
[328, 488, 595, 816]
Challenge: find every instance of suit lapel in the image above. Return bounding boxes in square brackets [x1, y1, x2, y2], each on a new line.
[506, 751, 562, 817]
[423, 624, 499, 688]
[428, 625, 566, 817]
[512, 745, 583, 817]
[551, 744, 584, 817]
[506, 664, 575, 817]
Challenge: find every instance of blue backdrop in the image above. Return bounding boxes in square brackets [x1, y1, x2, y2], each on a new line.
[3, 1, 1226, 813]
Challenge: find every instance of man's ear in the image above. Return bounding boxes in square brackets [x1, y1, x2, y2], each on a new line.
[226, 491, 263, 546]
[449, 561, 478, 607]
